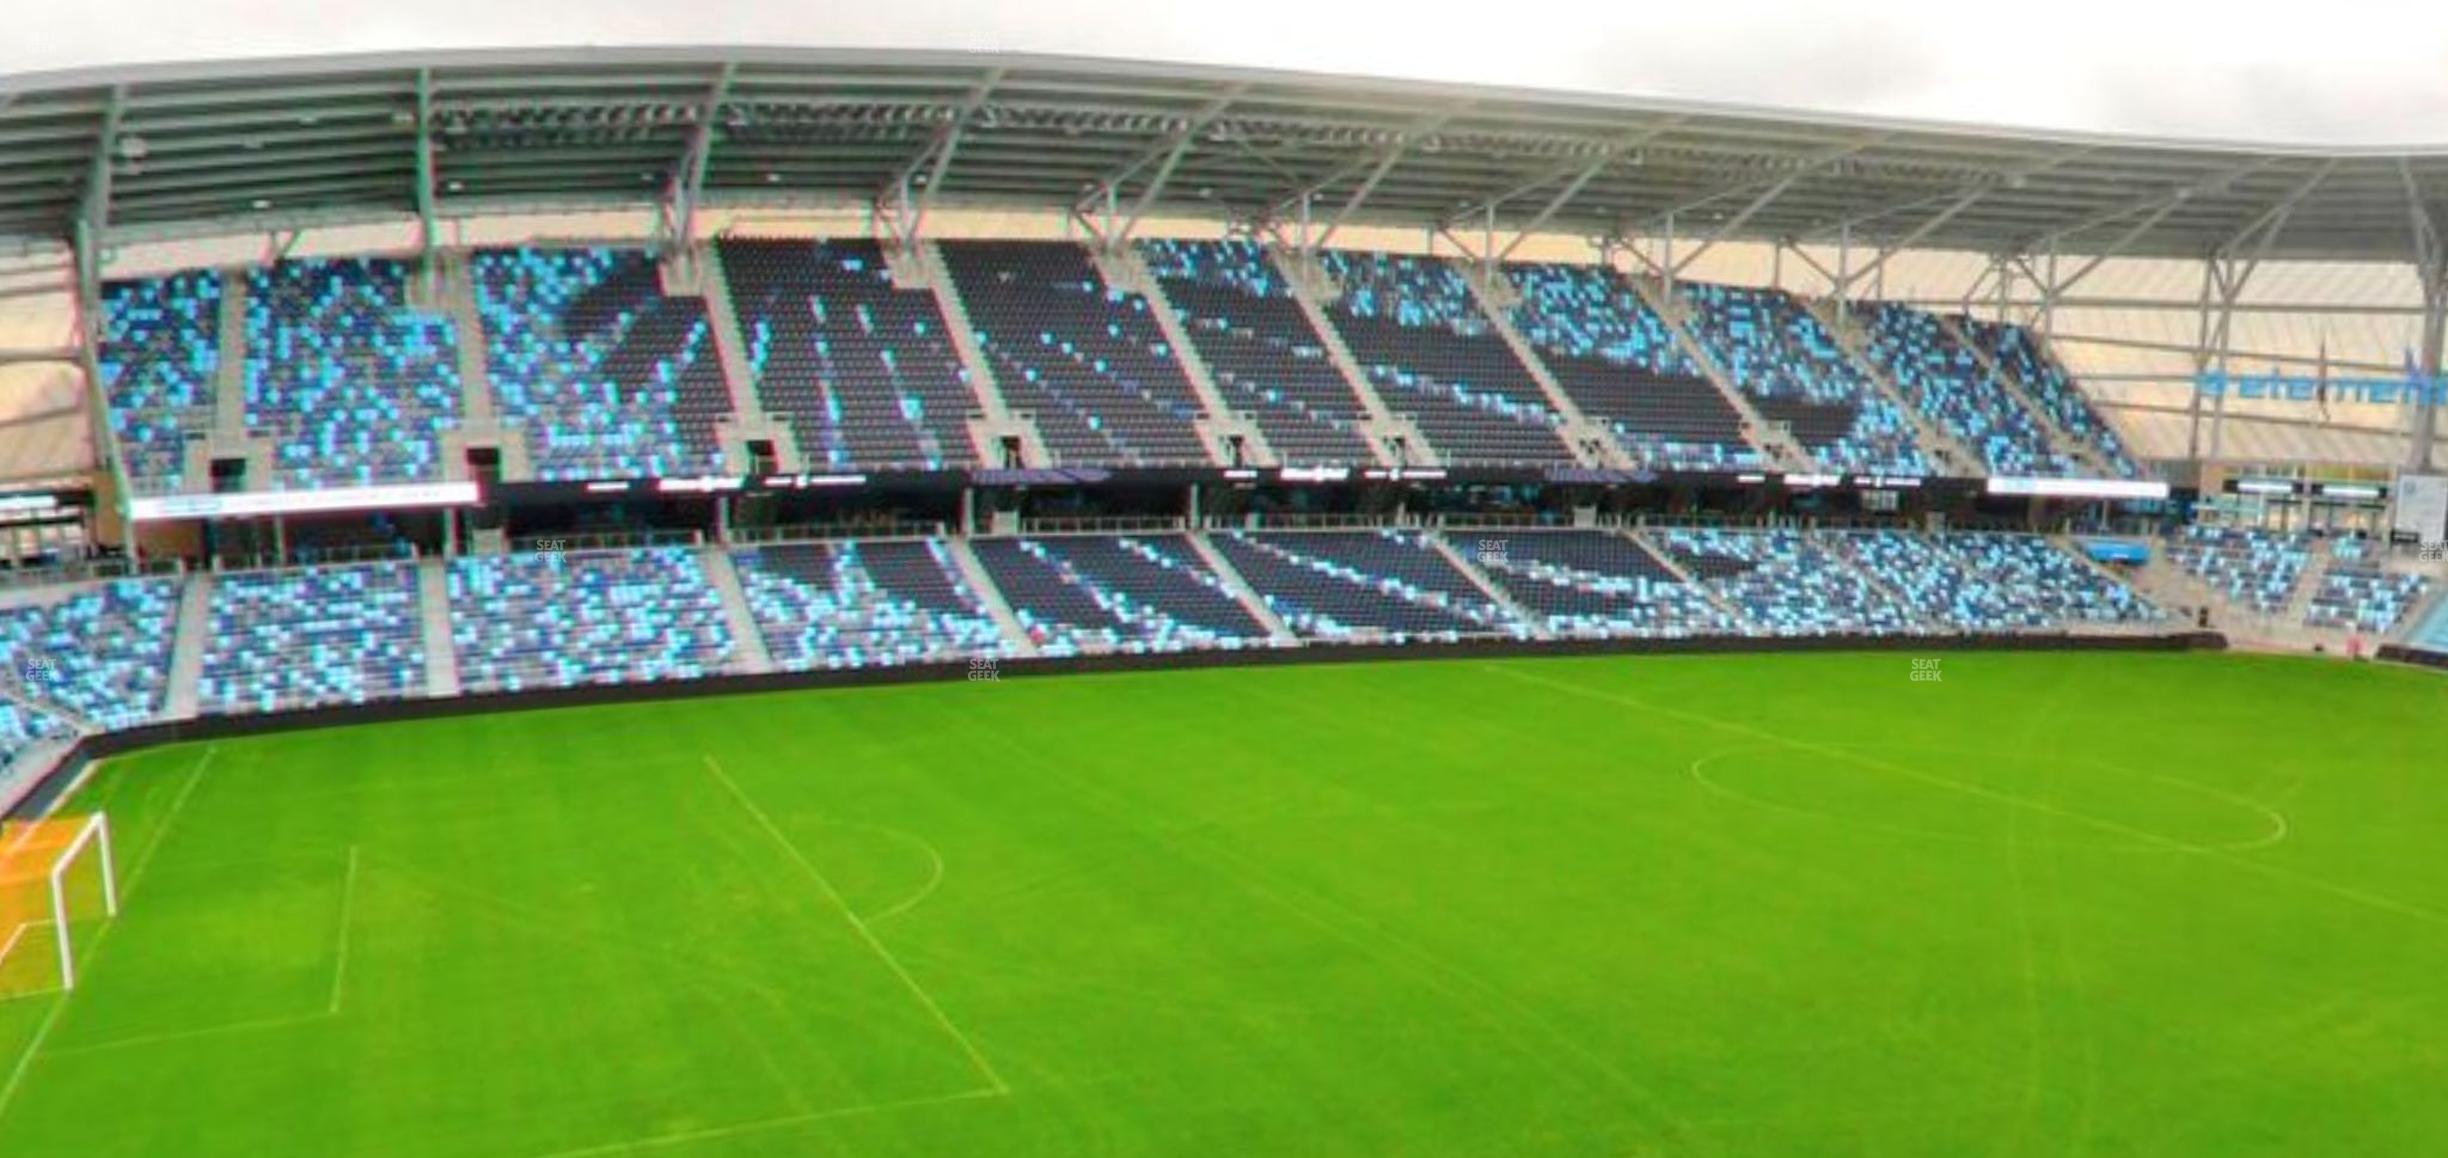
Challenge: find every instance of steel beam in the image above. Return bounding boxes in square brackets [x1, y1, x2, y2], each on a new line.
[665, 62, 736, 258]
[414, 69, 440, 285]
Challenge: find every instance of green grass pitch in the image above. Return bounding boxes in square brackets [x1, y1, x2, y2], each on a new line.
[2, 650, 2444, 1156]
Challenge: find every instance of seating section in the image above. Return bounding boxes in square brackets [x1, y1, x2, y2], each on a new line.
[1316, 251, 1572, 465]
[1961, 317, 2141, 477]
[2168, 527, 2313, 614]
[1506, 265, 1760, 472]
[99, 271, 222, 495]
[969, 535, 1270, 656]
[1834, 531, 2159, 632]
[1655, 529, 1917, 635]
[1678, 283, 1930, 475]
[1855, 303, 2073, 477]
[720, 239, 980, 472]
[0, 701, 77, 775]
[243, 259, 462, 490]
[729, 540, 1009, 671]
[1467, 531, 1736, 637]
[2303, 543, 2428, 632]
[0, 578, 183, 730]
[1210, 530, 1525, 641]
[1928, 533, 2163, 625]
[472, 248, 733, 481]
[937, 241, 1208, 465]
[199, 563, 426, 715]
[448, 548, 734, 692]
[1138, 240, 1376, 465]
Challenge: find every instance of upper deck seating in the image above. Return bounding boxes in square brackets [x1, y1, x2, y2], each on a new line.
[1466, 530, 1736, 637]
[938, 241, 1209, 466]
[730, 540, 1009, 670]
[719, 238, 980, 472]
[199, 562, 426, 714]
[1960, 317, 2141, 477]
[448, 548, 734, 692]
[244, 258, 462, 489]
[1316, 251, 1572, 465]
[98, 271, 222, 495]
[1138, 240, 1376, 465]
[1505, 264, 1759, 472]
[969, 535, 1269, 656]
[472, 248, 733, 481]
[1210, 530, 1526, 641]
[1678, 283, 1930, 475]
[1855, 303, 2073, 477]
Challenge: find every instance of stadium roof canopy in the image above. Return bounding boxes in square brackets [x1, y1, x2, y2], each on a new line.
[4, 46, 2448, 264]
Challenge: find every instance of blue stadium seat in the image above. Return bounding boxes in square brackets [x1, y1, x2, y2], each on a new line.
[1315, 251, 1573, 465]
[1505, 264, 1762, 472]
[200, 562, 427, 714]
[472, 248, 734, 481]
[244, 259, 462, 490]
[448, 548, 735, 692]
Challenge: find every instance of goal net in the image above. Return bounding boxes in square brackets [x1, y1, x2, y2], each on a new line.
[0, 813, 117, 1000]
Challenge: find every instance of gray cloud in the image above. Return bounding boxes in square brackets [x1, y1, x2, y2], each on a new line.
[4, 0, 2446, 146]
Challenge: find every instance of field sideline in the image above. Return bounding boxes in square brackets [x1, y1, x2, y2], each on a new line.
[1, 650, 2442, 1156]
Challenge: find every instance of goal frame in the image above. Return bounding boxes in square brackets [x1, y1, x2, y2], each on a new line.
[1, 811, 119, 993]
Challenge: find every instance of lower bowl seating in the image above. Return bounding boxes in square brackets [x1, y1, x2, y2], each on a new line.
[199, 562, 428, 715]
[730, 540, 1010, 671]
[970, 535, 1271, 656]
[1210, 530, 1527, 642]
[0, 578, 184, 730]
[448, 548, 736, 693]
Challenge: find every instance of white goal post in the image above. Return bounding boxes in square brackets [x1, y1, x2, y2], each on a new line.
[0, 812, 119, 996]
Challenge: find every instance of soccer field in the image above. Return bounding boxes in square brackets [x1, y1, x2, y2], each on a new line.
[2, 650, 2442, 1157]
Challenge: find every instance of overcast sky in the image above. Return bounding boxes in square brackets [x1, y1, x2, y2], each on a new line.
[9, 0, 2448, 145]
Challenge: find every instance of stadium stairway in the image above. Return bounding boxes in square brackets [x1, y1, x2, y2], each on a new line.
[1825, 531, 1948, 633]
[1455, 264, 1623, 469]
[914, 242, 1056, 468]
[1100, 247, 1277, 468]
[1618, 273, 1810, 472]
[1931, 313, 2115, 477]
[417, 557, 460, 699]
[213, 269, 249, 444]
[944, 538, 1042, 657]
[693, 243, 804, 474]
[2281, 538, 2336, 628]
[164, 573, 211, 720]
[1426, 532, 1546, 638]
[701, 545, 777, 674]
[1269, 246, 1429, 467]
[1804, 296, 1982, 476]
[2402, 582, 2448, 651]
[1185, 531, 1300, 644]
[1623, 528, 1752, 628]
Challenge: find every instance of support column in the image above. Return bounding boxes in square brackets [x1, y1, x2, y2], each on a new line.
[2412, 261, 2446, 472]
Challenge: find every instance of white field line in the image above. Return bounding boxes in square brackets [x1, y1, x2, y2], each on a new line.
[328, 845, 360, 1015]
[0, 745, 217, 1125]
[701, 754, 1008, 1094]
[40, 1011, 332, 1061]
[1483, 662, 2448, 930]
[527, 1085, 1005, 1158]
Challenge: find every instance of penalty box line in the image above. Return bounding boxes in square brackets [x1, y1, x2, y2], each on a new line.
[0, 744, 217, 1127]
[700, 754, 1009, 1095]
